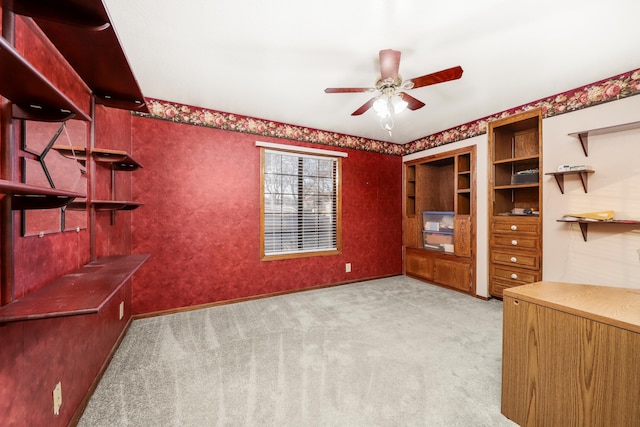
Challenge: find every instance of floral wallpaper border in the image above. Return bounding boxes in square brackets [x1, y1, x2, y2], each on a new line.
[404, 68, 640, 155]
[135, 68, 640, 156]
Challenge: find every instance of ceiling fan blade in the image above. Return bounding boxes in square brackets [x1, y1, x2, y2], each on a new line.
[408, 66, 463, 89]
[399, 92, 425, 111]
[351, 97, 377, 116]
[324, 87, 373, 93]
[379, 49, 401, 81]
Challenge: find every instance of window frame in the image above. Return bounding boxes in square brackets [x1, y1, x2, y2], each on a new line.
[259, 143, 344, 261]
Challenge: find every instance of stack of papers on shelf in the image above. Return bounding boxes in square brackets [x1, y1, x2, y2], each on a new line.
[562, 211, 614, 221]
[557, 164, 593, 172]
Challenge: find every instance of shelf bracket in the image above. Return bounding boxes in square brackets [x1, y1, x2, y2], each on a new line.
[576, 132, 589, 156]
[578, 171, 589, 193]
[551, 174, 565, 194]
[546, 170, 592, 194]
[578, 222, 588, 241]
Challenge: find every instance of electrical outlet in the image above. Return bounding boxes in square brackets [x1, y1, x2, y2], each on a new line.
[345, 263, 351, 273]
[53, 382, 62, 415]
[119, 301, 124, 320]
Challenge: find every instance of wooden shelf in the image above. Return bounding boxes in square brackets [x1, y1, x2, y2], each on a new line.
[494, 183, 539, 190]
[6, 1, 149, 113]
[66, 200, 142, 211]
[52, 146, 143, 170]
[545, 170, 595, 193]
[557, 219, 640, 241]
[0, 254, 150, 324]
[493, 154, 539, 165]
[569, 121, 640, 157]
[0, 36, 91, 122]
[0, 179, 85, 210]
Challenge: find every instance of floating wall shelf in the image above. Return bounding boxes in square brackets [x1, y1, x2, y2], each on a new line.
[66, 200, 142, 212]
[545, 170, 595, 193]
[6, 0, 149, 113]
[0, 179, 84, 210]
[568, 121, 640, 156]
[52, 146, 143, 170]
[557, 219, 640, 241]
[0, 36, 91, 122]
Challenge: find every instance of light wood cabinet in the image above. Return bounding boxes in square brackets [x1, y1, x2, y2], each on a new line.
[403, 146, 476, 295]
[488, 110, 542, 298]
[502, 281, 640, 426]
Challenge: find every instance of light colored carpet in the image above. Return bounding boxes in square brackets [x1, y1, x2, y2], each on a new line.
[79, 276, 516, 426]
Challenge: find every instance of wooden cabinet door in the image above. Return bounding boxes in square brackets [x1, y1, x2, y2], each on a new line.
[405, 249, 434, 280]
[403, 215, 420, 248]
[434, 258, 470, 292]
[454, 216, 471, 257]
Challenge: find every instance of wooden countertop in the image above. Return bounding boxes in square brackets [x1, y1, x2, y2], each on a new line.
[504, 281, 640, 334]
[0, 254, 150, 323]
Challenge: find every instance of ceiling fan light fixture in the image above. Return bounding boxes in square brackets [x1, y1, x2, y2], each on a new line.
[373, 96, 390, 118]
[373, 93, 408, 118]
[391, 95, 408, 114]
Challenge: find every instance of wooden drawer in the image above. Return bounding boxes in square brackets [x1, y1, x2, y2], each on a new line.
[489, 279, 517, 299]
[492, 234, 540, 251]
[491, 250, 540, 270]
[491, 265, 541, 286]
[491, 217, 540, 234]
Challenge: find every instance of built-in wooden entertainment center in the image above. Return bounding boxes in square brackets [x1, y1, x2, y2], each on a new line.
[403, 146, 476, 295]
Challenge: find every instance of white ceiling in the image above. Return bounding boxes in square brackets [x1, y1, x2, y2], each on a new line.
[103, 0, 640, 144]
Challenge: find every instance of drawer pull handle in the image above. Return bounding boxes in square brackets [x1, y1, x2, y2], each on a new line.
[511, 225, 517, 231]
[510, 257, 517, 263]
[511, 240, 518, 246]
[511, 273, 518, 279]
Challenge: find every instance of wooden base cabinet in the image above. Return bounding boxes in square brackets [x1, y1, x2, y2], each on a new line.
[405, 248, 472, 293]
[502, 281, 640, 426]
[403, 146, 476, 295]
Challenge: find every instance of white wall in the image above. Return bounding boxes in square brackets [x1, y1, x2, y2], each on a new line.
[405, 95, 640, 297]
[542, 95, 640, 289]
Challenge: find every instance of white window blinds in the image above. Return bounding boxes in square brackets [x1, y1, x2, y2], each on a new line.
[262, 149, 339, 257]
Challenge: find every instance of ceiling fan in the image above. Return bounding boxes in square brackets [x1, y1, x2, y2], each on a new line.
[325, 49, 463, 119]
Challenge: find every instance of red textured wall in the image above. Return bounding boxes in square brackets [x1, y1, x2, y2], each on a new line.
[0, 282, 131, 427]
[131, 117, 403, 314]
[0, 15, 134, 426]
[94, 106, 134, 258]
[16, 17, 91, 119]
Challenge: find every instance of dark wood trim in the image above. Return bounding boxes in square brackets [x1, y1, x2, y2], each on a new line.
[1, 6, 16, 306]
[134, 274, 401, 320]
[89, 96, 96, 260]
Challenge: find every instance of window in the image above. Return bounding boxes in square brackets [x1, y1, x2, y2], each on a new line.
[259, 143, 343, 260]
